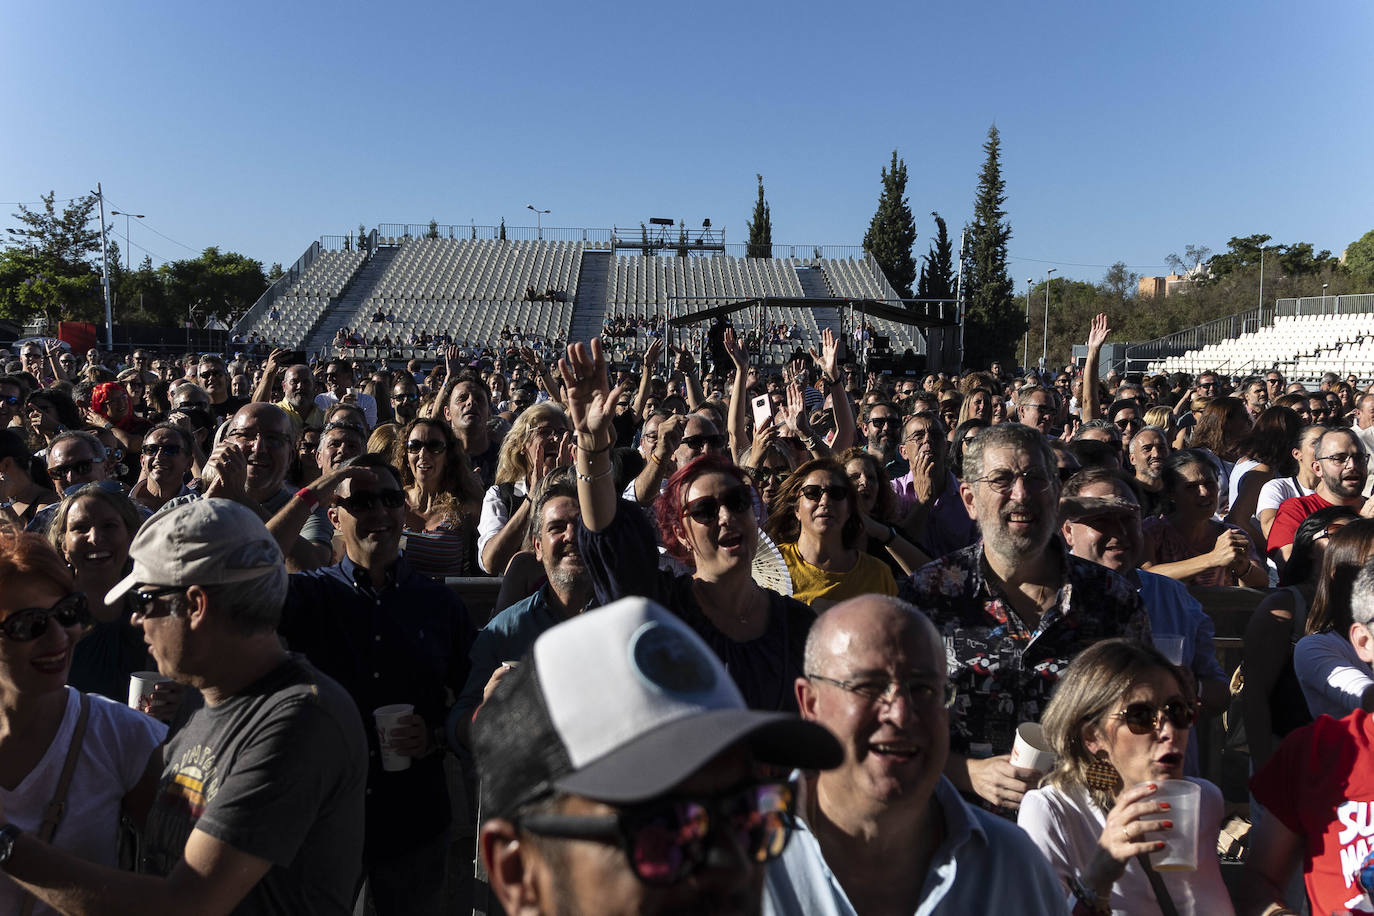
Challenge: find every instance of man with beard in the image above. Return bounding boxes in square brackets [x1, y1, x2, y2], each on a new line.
[900, 423, 1150, 813]
[1126, 424, 1171, 516]
[440, 370, 498, 485]
[889, 412, 977, 559]
[453, 477, 592, 741]
[314, 359, 378, 429]
[282, 454, 474, 916]
[255, 349, 326, 436]
[1267, 426, 1374, 561]
[861, 401, 904, 477]
[1059, 468, 1229, 775]
[473, 596, 842, 916]
[764, 596, 1063, 915]
[390, 377, 421, 425]
[131, 422, 195, 512]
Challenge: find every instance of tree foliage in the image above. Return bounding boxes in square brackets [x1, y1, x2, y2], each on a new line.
[746, 175, 773, 259]
[916, 212, 955, 302]
[862, 151, 916, 298]
[0, 191, 109, 325]
[962, 125, 1019, 368]
[1346, 229, 1374, 289]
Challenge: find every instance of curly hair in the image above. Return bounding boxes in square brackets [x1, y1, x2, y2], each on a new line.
[762, 457, 863, 549]
[493, 402, 569, 486]
[654, 454, 753, 568]
[390, 417, 484, 520]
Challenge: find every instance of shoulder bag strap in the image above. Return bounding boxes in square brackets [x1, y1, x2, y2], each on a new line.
[1135, 853, 1181, 916]
[20, 692, 91, 916]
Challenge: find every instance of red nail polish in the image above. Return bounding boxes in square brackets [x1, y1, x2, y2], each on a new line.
[1161, 820, 1173, 829]
[1159, 802, 1171, 811]
[1156, 841, 1166, 850]
[1147, 783, 1157, 791]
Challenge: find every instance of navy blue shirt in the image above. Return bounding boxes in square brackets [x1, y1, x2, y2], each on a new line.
[283, 554, 475, 857]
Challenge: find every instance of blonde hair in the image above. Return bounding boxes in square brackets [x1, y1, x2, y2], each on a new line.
[493, 402, 568, 486]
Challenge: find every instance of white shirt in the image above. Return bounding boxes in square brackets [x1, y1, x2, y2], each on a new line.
[1294, 630, 1374, 720]
[1257, 475, 1314, 517]
[314, 390, 378, 429]
[0, 690, 166, 915]
[476, 481, 527, 574]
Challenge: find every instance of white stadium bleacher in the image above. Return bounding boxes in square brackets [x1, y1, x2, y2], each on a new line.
[240, 248, 366, 345]
[1150, 312, 1374, 379]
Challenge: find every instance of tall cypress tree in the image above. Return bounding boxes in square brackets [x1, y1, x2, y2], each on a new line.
[917, 211, 955, 301]
[746, 174, 772, 258]
[862, 151, 917, 298]
[963, 126, 1019, 369]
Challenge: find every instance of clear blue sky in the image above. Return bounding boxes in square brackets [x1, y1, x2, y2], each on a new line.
[3, 0, 1370, 287]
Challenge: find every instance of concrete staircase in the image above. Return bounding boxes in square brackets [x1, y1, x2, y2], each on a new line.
[794, 265, 831, 299]
[302, 246, 399, 357]
[568, 249, 612, 344]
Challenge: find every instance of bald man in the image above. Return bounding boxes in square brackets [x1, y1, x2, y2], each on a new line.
[764, 595, 1062, 915]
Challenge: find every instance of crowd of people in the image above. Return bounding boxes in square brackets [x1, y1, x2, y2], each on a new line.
[0, 311, 1371, 914]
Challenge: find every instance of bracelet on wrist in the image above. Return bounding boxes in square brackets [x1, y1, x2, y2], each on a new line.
[574, 465, 615, 483]
[578, 438, 615, 455]
[1067, 874, 1110, 916]
[295, 487, 320, 511]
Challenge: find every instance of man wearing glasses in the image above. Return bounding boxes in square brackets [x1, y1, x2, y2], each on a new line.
[26, 431, 118, 533]
[0, 375, 25, 432]
[765, 595, 1063, 914]
[280, 454, 474, 916]
[473, 596, 842, 916]
[1267, 427, 1373, 561]
[197, 355, 247, 424]
[901, 423, 1150, 814]
[889, 411, 977, 559]
[0, 498, 368, 913]
[861, 401, 905, 476]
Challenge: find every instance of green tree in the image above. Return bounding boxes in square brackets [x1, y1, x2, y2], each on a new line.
[862, 151, 917, 297]
[267, 263, 284, 282]
[746, 174, 772, 258]
[1346, 229, 1374, 289]
[1, 191, 108, 326]
[425, 219, 440, 240]
[916, 212, 955, 301]
[962, 125, 1018, 369]
[1100, 261, 1139, 307]
[159, 247, 267, 326]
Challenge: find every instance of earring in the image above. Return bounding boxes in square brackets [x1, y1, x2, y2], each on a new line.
[1085, 751, 1120, 792]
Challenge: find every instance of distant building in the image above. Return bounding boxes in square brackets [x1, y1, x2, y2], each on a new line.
[1139, 264, 1209, 299]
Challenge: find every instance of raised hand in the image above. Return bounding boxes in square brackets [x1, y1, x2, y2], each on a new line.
[559, 339, 625, 447]
[442, 344, 462, 378]
[787, 381, 812, 437]
[1088, 313, 1111, 351]
[722, 326, 747, 371]
[809, 328, 840, 381]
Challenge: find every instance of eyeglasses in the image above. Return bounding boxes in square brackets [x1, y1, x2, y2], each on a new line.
[1, 593, 91, 641]
[972, 469, 1053, 493]
[681, 485, 752, 525]
[131, 586, 185, 620]
[799, 484, 848, 503]
[391, 392, 419, 402]
[530, 425, 570, 440]
[1318, 451, 1369, 467]
[1112, 699, 1196, 735]
[1115, 418, 1142, 430]
[335, 489, 407, 514]
[141, 443, 183, 458]
[681, 433, 726, 452]
[227, 428, 292, 450]
[868, 416, 899, 428]
[517, 780, 796, 886]
[806, 672, 957, 709]
[197, 369, 223, 380]
[48, 459, 94, 481]
[0, 396, 20, 408]
[1197, 381, 1216, 389]
[750, 467, 790, 485]
[405, 438, 447, 455]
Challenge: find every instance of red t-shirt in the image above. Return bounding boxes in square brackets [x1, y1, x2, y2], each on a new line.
[1251, 710, 1374, 914]
[1267, 492, 1337, 554]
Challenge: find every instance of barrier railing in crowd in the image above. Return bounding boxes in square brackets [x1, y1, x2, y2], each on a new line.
[231, 240, 323, 338]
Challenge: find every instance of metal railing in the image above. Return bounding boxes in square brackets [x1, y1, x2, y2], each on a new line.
[1122, 305, 1271, 372]
[231, 241, 322, 337]
[373, 224, 613, 244]
[1275, 293, 1374, 316]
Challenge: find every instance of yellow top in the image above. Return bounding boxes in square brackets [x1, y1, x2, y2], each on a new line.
[780, 541, 897, 612]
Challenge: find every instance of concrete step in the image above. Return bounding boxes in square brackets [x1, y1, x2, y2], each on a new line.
[304, 246, 401, 356]
[568, 250, 612, 344]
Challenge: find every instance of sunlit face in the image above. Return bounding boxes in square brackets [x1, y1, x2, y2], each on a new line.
[533, 495, 585, 591]
[316, 427, 363, 474]
[1062, 480, 1142, 572]
[1085, 668, 1190, 789]
[1018, 393, 1054, 434]
[795, 470, 850, 539]
[677, 472, 756, 578]
[1313, 431, 1368, 499]
[0, 577, 80, 695]
[522, 415, 569, 474]
[1129, 429, 1168, 485]
[223, 406, 293, 497]
[962, 444, 1058, 560]
[62, 496, 132, 580]
[141, 428, 191, 493]
[865, 407, 901, 460]
[405, 422, 448, 487]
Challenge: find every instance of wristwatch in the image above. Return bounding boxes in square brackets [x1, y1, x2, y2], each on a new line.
[0, 823, 22, 867]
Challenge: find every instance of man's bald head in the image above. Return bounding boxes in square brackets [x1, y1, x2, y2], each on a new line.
[803, 595, 941, 678]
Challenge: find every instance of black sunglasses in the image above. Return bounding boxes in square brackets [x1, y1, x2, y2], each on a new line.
[681, 485, 752, 525]
[392, 392, 419, 402]
[141, 443, 183, 458]
[517, 781, 795, 886]
[681, 433, 726, 451]
[868, 416, 899, 428]
[750, 467, 790, 485]
[48, 459, 93, 480]
[132, 585, 184, 620]
[1112, 699, 1196, 735]
[799, 484, 848, 503]
[2, 593, 90, 641]
[336, 489, 407, 514]
[405, 439, 447, 455]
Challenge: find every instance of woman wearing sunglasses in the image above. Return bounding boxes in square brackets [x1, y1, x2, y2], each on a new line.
[762, 458, 896, 610]
[1019, 639, 1232, 915]
[477, 402, 573, 576]
[391, 417, 484, 578]
[0, 528, 165, 913]
[563, 339, 813, 713]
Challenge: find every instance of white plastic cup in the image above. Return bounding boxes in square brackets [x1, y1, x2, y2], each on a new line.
[128, 671, 172, 713]
[1154, 634, 1186, 666]
[1144, 779, 1200, 871]
[374, 703, 415, 772]
[1008, 722, 1055, 773]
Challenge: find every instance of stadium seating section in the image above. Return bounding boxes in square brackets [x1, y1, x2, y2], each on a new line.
[1150, 312, 1374, 379]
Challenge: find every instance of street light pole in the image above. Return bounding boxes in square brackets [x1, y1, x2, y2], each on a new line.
[1042, 268, 1056, 371]
[110, 211, 145, 270]
[96, 183, 113, 350]
[1023, 277, 1033, 371]
[526, 204, 550, 240]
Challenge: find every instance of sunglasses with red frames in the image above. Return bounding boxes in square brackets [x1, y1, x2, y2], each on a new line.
[517, 780, 796, 885]
[681, 485, 753, 525]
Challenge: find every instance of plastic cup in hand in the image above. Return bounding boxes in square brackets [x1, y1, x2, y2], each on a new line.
[128, 671, 172, 714]
[1154, 634, 1186, 666]
[1008, 722, 1055, 774]
[374, 703, 415, 772]
[1142, 779, 1200, 871]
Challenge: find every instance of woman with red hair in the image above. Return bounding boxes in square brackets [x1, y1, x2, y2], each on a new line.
[562, 339, 813, 713]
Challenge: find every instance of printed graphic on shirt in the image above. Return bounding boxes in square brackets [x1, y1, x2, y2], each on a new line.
[142, 743, 221, 874]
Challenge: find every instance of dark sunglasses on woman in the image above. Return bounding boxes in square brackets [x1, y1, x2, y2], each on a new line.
[681, 485, 752, 525]
[1112, 699, 1196, 735]
[2, 593, 91, 641]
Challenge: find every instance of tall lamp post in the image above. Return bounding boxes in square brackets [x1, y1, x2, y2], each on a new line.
[526, 204, 550, 240]
[110, 211, 145, 270]
[1023, 277, 1033, 371]
[1042, 268, 1056, 371]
